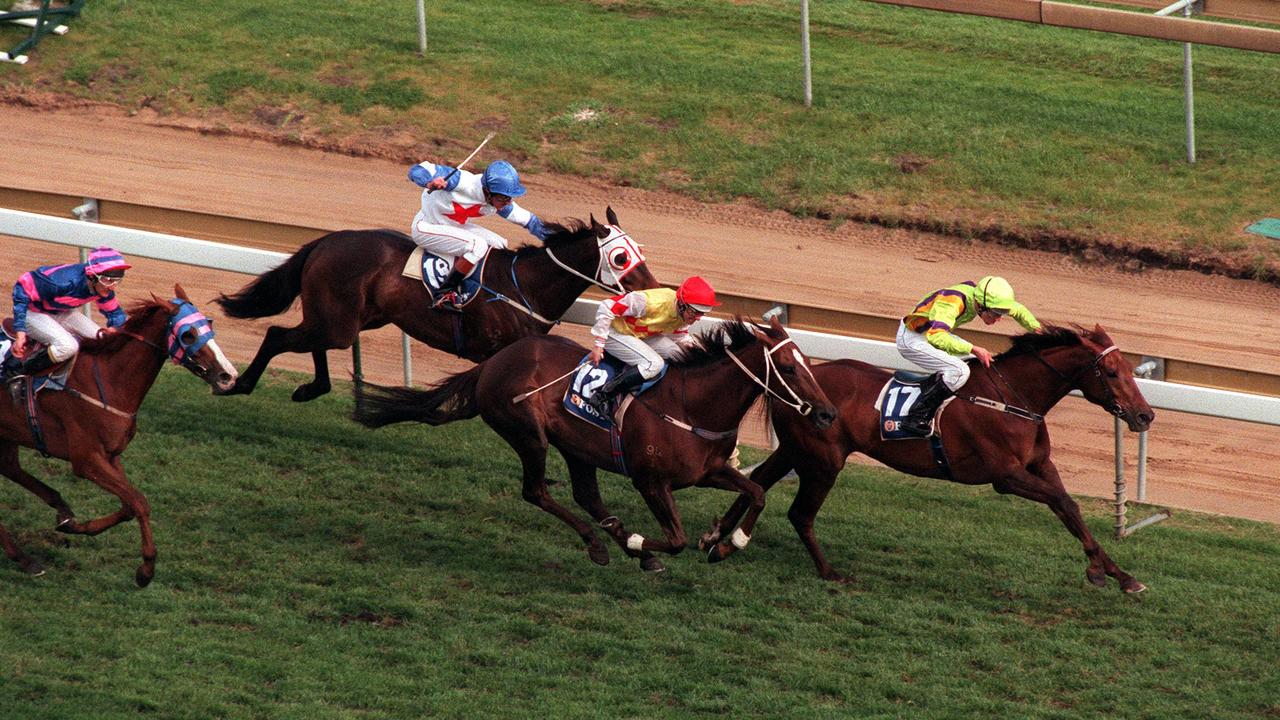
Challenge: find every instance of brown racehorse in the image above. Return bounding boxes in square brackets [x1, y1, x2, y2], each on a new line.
[215, 208, 659, 402]
[352, 318, 837, 573]
[0, 286, 237, 585]
[702, 325, 1156, 592]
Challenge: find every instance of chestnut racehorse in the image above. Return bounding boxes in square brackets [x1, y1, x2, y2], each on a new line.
[0, 286, 237, 585]
[703, 325, 1155, 592]
[216, 208, 658, 401]
[352, 318, 837, 573]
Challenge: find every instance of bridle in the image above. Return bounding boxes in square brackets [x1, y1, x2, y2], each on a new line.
[724, 336, 816, 417]
[543, 224, 645, 295]
[1029, 343, 1125, 418]
[115, 300, 216, 377]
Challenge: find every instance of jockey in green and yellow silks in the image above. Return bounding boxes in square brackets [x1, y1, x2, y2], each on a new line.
[896, 276, 1041, 434]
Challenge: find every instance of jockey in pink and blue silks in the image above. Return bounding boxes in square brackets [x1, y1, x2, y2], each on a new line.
[408, 158, 550, 308]
[6, 247, 131, 377]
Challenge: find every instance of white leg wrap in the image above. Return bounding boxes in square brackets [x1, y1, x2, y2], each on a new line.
[626, 533, 646, 551]
[731, 528, 751, 550]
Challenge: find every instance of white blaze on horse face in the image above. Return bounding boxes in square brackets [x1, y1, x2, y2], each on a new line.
[597, 227, 645, 286]
[791, 348, 817, 381]
[205, 339, 239, 385]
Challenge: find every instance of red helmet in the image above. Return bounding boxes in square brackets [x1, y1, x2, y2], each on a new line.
[676, 276, 720, 312]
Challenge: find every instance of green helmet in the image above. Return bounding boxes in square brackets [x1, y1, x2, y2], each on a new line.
[977, 276, 1015, 312]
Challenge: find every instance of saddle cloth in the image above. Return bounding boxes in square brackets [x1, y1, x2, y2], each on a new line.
[562, 354, 663, 431]
[874, 374, 954, 440]
[401, 247, 487, 308]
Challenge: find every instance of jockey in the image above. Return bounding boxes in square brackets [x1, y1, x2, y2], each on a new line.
[5, 247, 131, 378]
[585, 276, 720, 414]
[896, 275, 1041, 434]
[408, 158, 551, 308]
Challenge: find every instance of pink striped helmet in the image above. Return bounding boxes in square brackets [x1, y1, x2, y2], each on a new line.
[85, 247, 132, 277]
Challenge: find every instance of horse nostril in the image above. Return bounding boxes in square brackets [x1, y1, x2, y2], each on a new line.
[219, 372, 233, 384]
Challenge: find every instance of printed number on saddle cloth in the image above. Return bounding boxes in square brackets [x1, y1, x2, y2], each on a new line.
[571, 363, 610, 405]
[883, 383, 922, 419]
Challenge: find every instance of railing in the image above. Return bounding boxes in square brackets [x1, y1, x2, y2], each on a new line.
[5, 206, 1279, 535]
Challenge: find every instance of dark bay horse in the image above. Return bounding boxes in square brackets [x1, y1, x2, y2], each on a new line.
[702, 325, 1156, 592]
[352, 318, 837, 573]
[215, 208, 659, 401]
[0, 286, 237, 585]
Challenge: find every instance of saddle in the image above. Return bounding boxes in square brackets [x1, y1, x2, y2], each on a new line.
[401, 247, 488, 310]
[875, 372, 955, 440]
[1, 317, 72, 388]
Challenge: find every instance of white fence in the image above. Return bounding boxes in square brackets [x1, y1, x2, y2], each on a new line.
[5, 206, 1279, 534]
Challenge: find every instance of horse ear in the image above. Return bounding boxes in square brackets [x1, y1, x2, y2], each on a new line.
[589, 214, 607, 239]
[606, 206, 619, 226]
[174, 284, 190, 302]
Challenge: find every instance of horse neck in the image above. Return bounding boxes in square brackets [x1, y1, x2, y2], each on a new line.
[510, 241, 598, 315]
[985, 349, 1079, 414]
[82, 318, 168, 412]
[671, 346, 767, 427]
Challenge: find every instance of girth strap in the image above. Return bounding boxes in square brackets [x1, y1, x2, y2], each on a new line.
[963, 395, 1045, 423]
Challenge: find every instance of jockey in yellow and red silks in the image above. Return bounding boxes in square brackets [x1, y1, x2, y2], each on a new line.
[408, 158, 550, 308]
[584, 276, 721, 414]
[896, 276, 1041, 434]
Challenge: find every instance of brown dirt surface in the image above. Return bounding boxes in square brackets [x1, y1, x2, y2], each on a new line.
[1, 103, 1278, 527]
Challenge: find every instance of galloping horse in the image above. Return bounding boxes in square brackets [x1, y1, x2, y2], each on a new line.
[702, 325, 1155, 592]
[352, 318, 837, 573]
[215, 208, 659, 401]
[0, 286, 237, 585]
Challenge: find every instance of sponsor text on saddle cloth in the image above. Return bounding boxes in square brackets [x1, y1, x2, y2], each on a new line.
[563, 353, 665, 431]
[875, 372, 957, 440]
[402, 247, 487, 309]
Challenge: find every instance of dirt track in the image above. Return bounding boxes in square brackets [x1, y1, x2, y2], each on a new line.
[1, 105, 1278, 525]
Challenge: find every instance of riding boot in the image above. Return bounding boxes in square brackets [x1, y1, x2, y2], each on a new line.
[4, 349, 55, 384]
[432, 268, 467, 309]
[586, 365, 645, 414]
[899, 373, 953, 435]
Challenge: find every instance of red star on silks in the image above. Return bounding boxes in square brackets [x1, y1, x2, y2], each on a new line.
[444, 201, 484, 224]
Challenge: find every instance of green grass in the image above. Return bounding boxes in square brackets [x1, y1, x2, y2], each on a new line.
[2, 1, 1280, 275]
[0, 369, 1278, 718]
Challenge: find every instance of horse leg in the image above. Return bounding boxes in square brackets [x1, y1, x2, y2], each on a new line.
[785, 467, 846, 582]
[699, 448, 793, 550]
[63, 452, 157, 587]
[505, 440, 605, 566]
[563, 456, 663, 572]
[693, 467, 766, 565]
[0, 520, 43, 576]
[291, 350, 332, 402]
[559, 456, 613, 567]
[1000, 460, 1144, 593]
[626, 481, 689, 557]
[0, 442, 75, 529]
[223, 324, 294, 395]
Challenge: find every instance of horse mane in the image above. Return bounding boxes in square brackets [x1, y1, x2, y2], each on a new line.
[514, 219, 592, 257]
[995, 324, 1084, 360]
[78, 298, 171, 355]
[667, 319, 761, 369]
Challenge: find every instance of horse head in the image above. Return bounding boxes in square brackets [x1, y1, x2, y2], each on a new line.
[746, 316, 837, 429]
[160, 284, 238, 394]
[550, 206, 657, 293]
[1065, 324, 1154, 432]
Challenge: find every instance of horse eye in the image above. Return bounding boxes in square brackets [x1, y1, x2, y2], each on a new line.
[611, 250, 629, 268]
[181, 329, 197, 345]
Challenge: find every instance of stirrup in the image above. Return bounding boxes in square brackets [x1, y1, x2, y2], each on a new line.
[432, 290, 460, 309]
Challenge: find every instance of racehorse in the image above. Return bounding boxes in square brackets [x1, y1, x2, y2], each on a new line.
[701, 324, 1156, 592]
[0, 286, 237, 585]
[352, 318, 838, 573]
[215, 208, 659, 401]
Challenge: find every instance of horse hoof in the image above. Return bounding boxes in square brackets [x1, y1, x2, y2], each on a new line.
[135, 567, 154, 588]
[640, 557, 665, 573]
[291, 384, 328, 402]
[586, 543, 610, 567]
[1086, 570, 1108, 588]
[55, 519, 77, 534]
[217, 381, 251, 397]
[706, 545, 726, 564]
[23, 559, 45, 576]
[1122, 579, 1147, 594]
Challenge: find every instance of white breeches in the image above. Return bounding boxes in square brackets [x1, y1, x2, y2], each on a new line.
[24, 310, 101, 362]
[603, 333, 683, 380]
[896, 321, 970, 392]
[411, 214, 508, 265]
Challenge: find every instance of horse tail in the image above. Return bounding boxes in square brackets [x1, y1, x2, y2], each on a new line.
[352, 368, 483, 428]
[215, 237, 324, 319]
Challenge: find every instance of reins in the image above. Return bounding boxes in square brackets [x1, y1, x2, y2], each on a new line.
[966, 343, 1121, 423]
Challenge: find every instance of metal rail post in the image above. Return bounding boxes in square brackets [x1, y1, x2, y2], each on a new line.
[1155, 0, 1201, 163]
[800, 0, 812, 107]
[402, 331, 413, 386]
[416, 0, 428, 57]
[73, 198, 98, 319]
[1114, 359, 1170, 538]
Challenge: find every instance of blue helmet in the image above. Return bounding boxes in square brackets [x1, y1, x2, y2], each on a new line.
[481, 160, 527, 198]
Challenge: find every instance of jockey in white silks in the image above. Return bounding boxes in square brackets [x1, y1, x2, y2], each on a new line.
[408, 158, 550, 308]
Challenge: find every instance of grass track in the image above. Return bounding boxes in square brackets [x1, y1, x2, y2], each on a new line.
[1, 370, 1277, 718]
